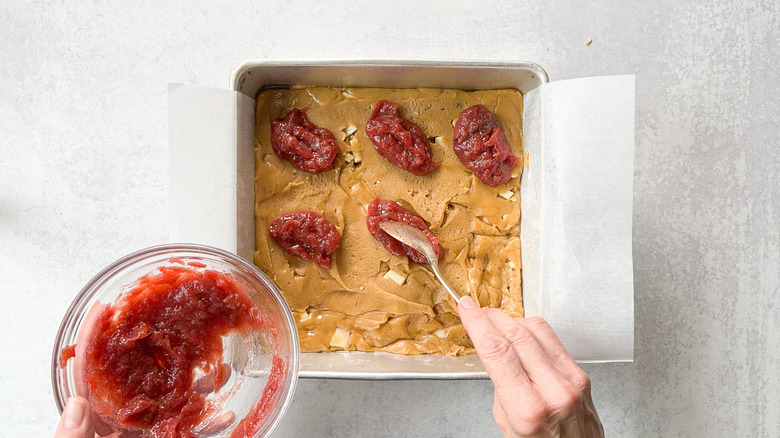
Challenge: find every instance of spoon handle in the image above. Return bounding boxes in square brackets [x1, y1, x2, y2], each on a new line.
[429, 261, 460, 303]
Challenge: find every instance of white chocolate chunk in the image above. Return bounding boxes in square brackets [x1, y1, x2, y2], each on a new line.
[341, 125, 358, 141]
[353, 151, 362, 164]
[434, 329, 446, 338]
[383, 269, 407, 286]
[330, 327, 350, 349]
[498, 190, 514, 200]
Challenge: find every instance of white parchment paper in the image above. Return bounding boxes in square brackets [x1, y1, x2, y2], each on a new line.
[168, 84, 255, 258]
[522, 75, 635, 362]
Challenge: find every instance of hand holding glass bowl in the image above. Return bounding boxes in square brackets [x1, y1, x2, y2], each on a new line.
[52, 244, 299, 438]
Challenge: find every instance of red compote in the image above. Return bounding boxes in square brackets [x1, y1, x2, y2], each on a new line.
[268, 211, 341, 269]
[270, 108, 340, 174]
[453, 104, 519, 186]
[81, 264, 275, 438]
[365, 100, 440, 175]
[365, 198, 442, 264]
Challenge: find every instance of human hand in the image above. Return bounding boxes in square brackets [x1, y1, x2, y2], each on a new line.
[458, 296, 604, 438]
[53, 396, 94, 438]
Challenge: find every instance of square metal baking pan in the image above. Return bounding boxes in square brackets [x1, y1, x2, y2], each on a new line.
[231, 60, 548, 380]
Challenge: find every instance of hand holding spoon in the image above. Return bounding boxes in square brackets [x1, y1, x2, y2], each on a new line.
[379, 221, 461, 303]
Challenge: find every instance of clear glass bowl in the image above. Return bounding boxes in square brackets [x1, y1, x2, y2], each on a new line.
[52, 244, 299, 437]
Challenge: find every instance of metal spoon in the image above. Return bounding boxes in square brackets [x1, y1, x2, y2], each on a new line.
[379, 221, 460, 303]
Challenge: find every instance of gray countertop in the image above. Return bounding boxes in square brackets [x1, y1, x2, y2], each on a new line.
[2, 1, 778, 436]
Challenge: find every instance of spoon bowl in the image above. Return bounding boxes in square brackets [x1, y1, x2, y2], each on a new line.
[379, 221, 461, 304]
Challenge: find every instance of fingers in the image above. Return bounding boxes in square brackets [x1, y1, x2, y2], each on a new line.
[516, 317, 591, 393]
[73, 302, 107, 397]
[491, 391, 512, 437]
[459, 298, 599, 437]
[458, 297, 542, 408]
[458, 297, 529, 384]
[482, 310, 591, 398]
[458, 297, 520, 370]
[53, 397, 94, 438]
[483, 309, 560, 385]
[482, 316, 579, 436]
[199, 411, 236, 435]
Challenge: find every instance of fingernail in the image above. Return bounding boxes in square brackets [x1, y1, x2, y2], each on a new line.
[63, 397, 86, 430]
[459, 296, 477, 309]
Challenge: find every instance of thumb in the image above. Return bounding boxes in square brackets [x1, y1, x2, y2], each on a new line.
[54, 396, 94, 438]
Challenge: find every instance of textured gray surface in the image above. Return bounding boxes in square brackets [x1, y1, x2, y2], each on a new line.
[1, 1, 778, 436]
